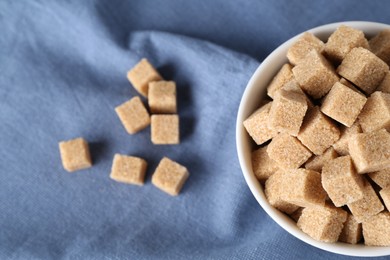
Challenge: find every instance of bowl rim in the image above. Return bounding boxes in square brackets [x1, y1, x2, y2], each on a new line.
[236, 21, 390, 257]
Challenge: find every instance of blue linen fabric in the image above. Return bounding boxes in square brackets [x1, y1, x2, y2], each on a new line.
[1, 0, 390, 259]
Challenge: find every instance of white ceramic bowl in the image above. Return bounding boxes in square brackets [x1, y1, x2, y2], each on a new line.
[236, 21, 390, 257]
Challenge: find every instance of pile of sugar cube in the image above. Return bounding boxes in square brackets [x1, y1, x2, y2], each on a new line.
[58, 59, 189, 196]
[244, 26, 390, 246]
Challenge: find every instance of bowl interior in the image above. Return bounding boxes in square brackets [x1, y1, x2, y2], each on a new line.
[236, 21, 390, 257]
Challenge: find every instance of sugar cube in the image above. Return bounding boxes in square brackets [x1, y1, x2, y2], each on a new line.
[347, 180, 384, 223]
[251, 146, 279, 182]
[348, 129, 390, 174]
[115, 96, 151, 134]
[243, 103, 278, 145]
[337, 47, 389, 95]
[369, 29, 390, 66]
[110, 154, 147, 185]
[368, 168, 390, 189]
[358, 91, 390, 133]
[321, 156, 365, 207]
[363, 212, 390, 246]
[380, 186, 390, 211]
[305, 147, 338, 172]
[332, 122, 362, 156]
[151, 115, 179, 145]
[378, 71, 390, 93]
[338, 214, 362, 244]
[127, 58, 162, 97]
[267, 63, 294, 98]
[267, 133, 312, 169]
[268, 85, 308, 136]
[298, 107, 340, 155]
[321, 82, 367, 127]
[151, 157, 189, 196]
[287, 32, 324, 65]
[292, 50, 339, 99]
[148, 81, 177, 114]
[324, 25, 369, 63]
[59, 138, 92, 172]
[297, 205, 347, 243]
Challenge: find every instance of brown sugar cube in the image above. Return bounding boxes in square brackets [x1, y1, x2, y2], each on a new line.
[59, 138, 92, 172]
[267, 64, 294, 98]
[322, 156, 365, 207]
[243, 103, 278, 145]
[324, 25, 369, 63]
[338, 214, 362, 244]
[109, 154, 147, 185]
[251, 146, 279, 182]
[369, 29, 390, 66]
[289, 207, 304, 222]
[283, 169, 327, 208]
[337, 47, 389, 95]
[363, 212, 390, 246]
[267, 133, 312, 169]
[332, 122, 362, 156]
[348, 129, 390, 174]
[281, 80, 314, 108]
[305, 147, 338, 172]
[151, 115, 179, 145]
[151, 157, 189, 196]
[378, 71, 390, 93]
[268, 85, 308, 136]
[287, 32, 324, 66]
[358, 91, 390, 133]
[298, 107, 340, 156]
[368, 168, 390, 189]
[264, 171, 300, 214]
[148, 81, 177, 114]
[321, 82, 367, 127]
[127, 58, 162, 97]
[347, 180, 384, 223]
[297, 205, 347, 243]
[115, 96, 150, 134]
[292, 50, 339, 99]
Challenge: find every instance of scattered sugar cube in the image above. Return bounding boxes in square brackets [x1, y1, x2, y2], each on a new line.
[251, 146, 279, 182]
[268, 85, 308, 136]
[358, 91, 390, 133]
[148, 81, 177, 114]
[297, 205, 347, 243]
[322, 156, 365, 207]
[321, 82, 367, 127]
[110, 154, 147, 185]
[151, 115, 179, 145]
[127, 58, 162, 97]
[338, 214, 362, 244]
[298, 107, 340, 155]
[337, 47, 389, 95]
[264, 171, 300, 214]
[369, 29, 390, 66]
[59, 138, 92, 172]
[348, 129, 390, 174]
[267, 63, 294, 98]
[324, 25, 369, 63]
[292, 50, 339, 99]
[282, 168, 327, 208]
[332, 122, 362, 156]
[243, 103, 278, 145]
[151, 157, 189, 196]
[115, 96, 151, 134]
[267, 133, 312, 169]
[287, 32, 324, 65]
[347, 180, 384, 223]
[305, 147, 338, 172]
[289, 207, 304, 222]
[368, 168, 390, 189]
[377, 71, 390, 93]
[363, 212, 390, 246]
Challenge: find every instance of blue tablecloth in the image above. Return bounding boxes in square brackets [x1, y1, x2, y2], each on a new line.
[1, 0, 390, 259]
